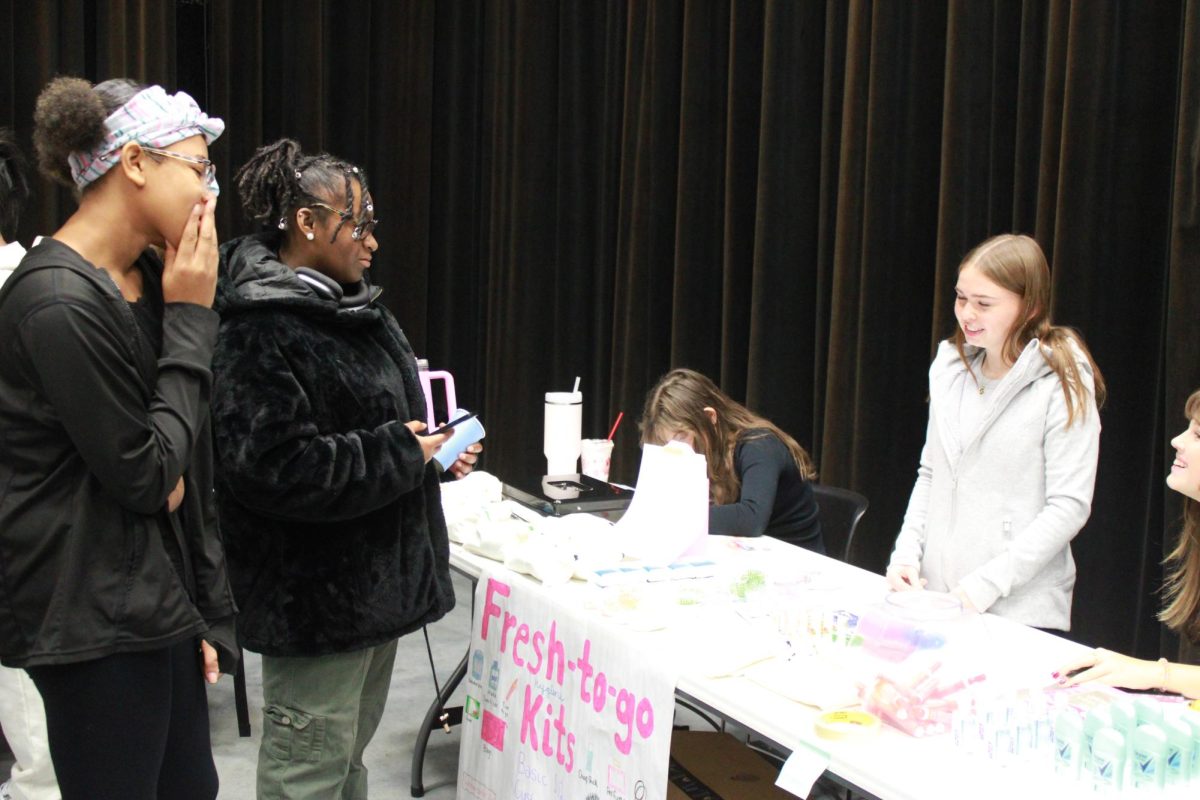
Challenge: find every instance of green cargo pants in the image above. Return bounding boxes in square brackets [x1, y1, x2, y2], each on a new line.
[256, 639, 398, 800]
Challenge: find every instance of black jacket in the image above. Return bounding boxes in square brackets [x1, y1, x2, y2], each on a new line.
[0, 240, 237, 669]
[211, 234, 455, 657]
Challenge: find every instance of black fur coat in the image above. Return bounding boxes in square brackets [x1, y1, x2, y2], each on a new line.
[211, 234, 454, 656]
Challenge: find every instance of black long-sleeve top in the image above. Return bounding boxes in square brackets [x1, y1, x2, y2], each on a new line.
[0, 239, 237, 668]
[709, 431, 824, 554]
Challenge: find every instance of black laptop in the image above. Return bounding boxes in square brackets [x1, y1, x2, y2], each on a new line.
[502, 473, 634, 517]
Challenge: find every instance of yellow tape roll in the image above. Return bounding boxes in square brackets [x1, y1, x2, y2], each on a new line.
[814, 710, 881, 740]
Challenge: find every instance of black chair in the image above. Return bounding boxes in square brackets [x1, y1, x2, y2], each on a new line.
[812, 483, 868, 563]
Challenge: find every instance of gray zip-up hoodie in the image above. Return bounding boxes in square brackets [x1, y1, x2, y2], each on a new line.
[889, 338, 1101, 630]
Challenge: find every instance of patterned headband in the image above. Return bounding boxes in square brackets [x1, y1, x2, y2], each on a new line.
[67, 85, 225, 191]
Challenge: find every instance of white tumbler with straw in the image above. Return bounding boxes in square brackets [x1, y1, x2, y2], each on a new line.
[544, 380, 583, 475]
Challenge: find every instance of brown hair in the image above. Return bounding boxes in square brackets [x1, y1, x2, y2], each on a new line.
[638, 368, 816, 505]
[32, 77, 144, 189]
[1159, 389, 1200, 642]
[952, 234, 1106, 427]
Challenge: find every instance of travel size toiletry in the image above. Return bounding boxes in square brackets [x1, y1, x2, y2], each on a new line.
[1163, 717, 1193, 784]
[1131, 723, 1168, 790]
[1082, 705, 1114, 771]
[1054, 710, 1084, 779]
[1088, 727, 1125, 793]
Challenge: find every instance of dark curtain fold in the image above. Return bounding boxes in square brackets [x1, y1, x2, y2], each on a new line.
[2, 0, 1198, 659]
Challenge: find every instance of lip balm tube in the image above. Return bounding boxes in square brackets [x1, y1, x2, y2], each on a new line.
[1162, 717, 1193, 784]
[928, 673, 986, 700]
[1089, 727, 1126, 792]
[1054, 710, 1084, 779]
[1131, 723, 1168, 790]
[908, 660, 944, 700]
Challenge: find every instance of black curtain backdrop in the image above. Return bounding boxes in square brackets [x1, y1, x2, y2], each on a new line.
[2, 0, 1198, 662]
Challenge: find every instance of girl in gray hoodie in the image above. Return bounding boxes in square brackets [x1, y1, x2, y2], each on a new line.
[886, 234, 1105, 631]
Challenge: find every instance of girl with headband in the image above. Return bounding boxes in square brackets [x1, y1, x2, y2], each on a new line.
[886, 234, 1104, 630]
[0, 77, 235, 799]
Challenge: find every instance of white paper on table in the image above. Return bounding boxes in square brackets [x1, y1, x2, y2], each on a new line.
[614, 441, 708, 565]
[776, 741, 831, 798]
[683, 618, 778, 678]
[742, 657, 862, 711]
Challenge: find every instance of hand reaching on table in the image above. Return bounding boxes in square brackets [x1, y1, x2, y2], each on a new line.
[1054, 648, 1162, 691]
[886, 564, 926, 592]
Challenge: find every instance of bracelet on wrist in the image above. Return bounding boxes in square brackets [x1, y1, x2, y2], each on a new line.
[1158, 657, 1170, 692]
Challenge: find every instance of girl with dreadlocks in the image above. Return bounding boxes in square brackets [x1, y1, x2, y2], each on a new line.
[211, 138, 457, 799]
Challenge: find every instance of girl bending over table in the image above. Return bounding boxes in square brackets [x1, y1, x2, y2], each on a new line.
[639, 368, 824, 553]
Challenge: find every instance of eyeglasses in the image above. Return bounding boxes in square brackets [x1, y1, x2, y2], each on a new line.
[309, 201, 379, 242]
[140, 146, 218, 194]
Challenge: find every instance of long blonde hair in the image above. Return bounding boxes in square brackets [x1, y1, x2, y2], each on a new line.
[1160, 389, 1200, 642]
[952, 234, 1106, 427]
[638, 368, 816, 505]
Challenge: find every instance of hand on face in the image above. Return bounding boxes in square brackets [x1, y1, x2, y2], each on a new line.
[133, 137, 218, 253]
[162, 195, 218, 307]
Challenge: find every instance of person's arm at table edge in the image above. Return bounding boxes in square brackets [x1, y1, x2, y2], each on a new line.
[1056, 648, 1200, 700]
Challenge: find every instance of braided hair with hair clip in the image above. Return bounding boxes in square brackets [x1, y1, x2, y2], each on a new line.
[233, 138, 370, 245]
